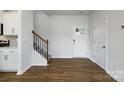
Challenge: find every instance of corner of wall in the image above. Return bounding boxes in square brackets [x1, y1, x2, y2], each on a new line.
[106, 70, 124, 82]
[16, 64, 32, 75]
[89, 56, 95, 63]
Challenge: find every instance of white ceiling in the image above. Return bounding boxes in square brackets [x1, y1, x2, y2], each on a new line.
[43, 10, 92, 15]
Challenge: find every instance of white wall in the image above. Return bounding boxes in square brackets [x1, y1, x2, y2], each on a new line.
[89, 10, 124, 81]
[32, 50, 47, 66]
[34, 13, 89, 58]
[17, 10, 33, 75]
[49, 15, 89, 58]
[34, 11, 50, 40]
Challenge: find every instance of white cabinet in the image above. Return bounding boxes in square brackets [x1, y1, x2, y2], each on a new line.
[0, 50, 3, 68]
[0, 49, 17, 72]
[0, 10, 2, 23]
[3, 11, 18, 35]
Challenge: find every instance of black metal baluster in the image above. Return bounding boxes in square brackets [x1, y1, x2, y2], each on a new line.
[42, 41, 44, 56]
[37, 36, 39, 53]
[36, 36, 37, 51]
[45, 42, 46, 57]
[38, 37, 39, 53]
[47, 40, 48, 61]
[33, 34, 34, 49]
[38, 38, 40, 54]
[34, 34, 36, 50]
[42, 41, 43, 55]
[45, 42, 47, 58]
[40, 39, 41, 55]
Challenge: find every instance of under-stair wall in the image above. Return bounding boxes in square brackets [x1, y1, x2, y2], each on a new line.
[32, 50, 47, 66]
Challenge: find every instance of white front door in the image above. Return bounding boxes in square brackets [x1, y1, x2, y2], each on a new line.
[94, 17, 107, 70]
[73, 27, 88, 58]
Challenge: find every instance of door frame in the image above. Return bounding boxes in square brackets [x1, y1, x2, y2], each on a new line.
[93, 16, 108, 71]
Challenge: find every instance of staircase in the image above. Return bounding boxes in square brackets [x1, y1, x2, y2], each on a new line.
[32, 31, 51, 64]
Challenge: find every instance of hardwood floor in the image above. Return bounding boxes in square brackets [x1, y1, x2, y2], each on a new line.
[0, 58, 116, 82]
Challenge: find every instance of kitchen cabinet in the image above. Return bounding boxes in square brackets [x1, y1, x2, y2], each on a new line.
[0, 48, 17, 72]
[0, 10, 2, 23]
[3, 11, 18, 36]
[0, 50, 3, 68]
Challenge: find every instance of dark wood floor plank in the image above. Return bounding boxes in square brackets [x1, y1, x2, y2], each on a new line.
[0, 58, 116, 82]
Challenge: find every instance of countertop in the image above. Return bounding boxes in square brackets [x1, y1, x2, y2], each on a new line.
[0, 46, 17, 50]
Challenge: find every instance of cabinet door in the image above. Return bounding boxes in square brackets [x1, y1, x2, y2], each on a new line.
[0, 11, 2, 23]
[0, 50, 3, 68]
[3, 50, 17, 70]
[3, 12, 18, 35]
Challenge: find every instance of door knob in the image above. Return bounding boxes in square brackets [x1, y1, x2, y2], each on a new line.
[73, 39, 75, 45]
[102, 46, 106, 48]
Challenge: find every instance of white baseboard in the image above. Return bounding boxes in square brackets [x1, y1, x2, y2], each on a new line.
[32, 63, 48, 66]
[89, 57, 95, 63]
[52, 56, 72, 58]
[89, 56, 124, 82]
[32, 57, 48, 66]
[16, 64, 32, 75]
[0, 69, 17, 72]
[106, 70, 124, 82]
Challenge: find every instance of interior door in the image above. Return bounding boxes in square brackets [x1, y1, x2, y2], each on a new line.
[73, 27, 88, 58]
[94, 17, 107, 70]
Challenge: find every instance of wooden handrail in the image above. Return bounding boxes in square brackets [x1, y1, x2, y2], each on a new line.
[32, 31, 48, 43]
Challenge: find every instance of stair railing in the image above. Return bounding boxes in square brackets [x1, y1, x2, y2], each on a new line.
[32, 31, 48, 61]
